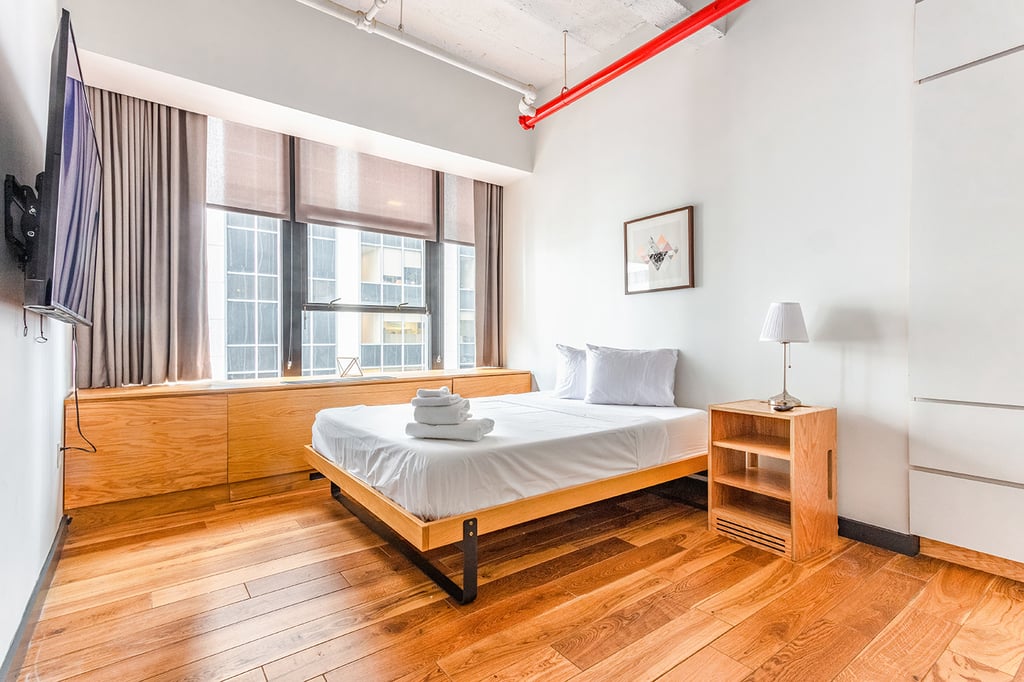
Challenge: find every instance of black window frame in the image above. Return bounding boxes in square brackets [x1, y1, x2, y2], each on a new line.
[273, 135, 447, 376]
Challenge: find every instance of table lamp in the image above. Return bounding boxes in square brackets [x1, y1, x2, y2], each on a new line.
[759, 302, 809, 411]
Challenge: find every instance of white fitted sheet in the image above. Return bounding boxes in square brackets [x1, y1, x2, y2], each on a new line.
[311, 391, 708, 520]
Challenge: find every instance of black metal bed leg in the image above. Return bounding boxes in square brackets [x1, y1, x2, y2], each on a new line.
[328, 482, 479, 604]
[460, 518, 478, 603]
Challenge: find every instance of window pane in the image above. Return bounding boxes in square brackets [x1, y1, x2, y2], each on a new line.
[227, 346, 254, 372]
[460, 255, 474, 283]
[383, 344, 401, 366]
[258, 347, 277, 372]
[310, 240, 334, 280]
[258, 303, 278, 344]
[405, 344, 422, 366]
[361, 313, 381, 343]
[258, 275, 277, 300]
[404, 266, 421, 285]
[383, 284, 402, 306]
[257, 233, 277, 275]
[460, 289, 474, 311]
[226, 228, 253, 272]
[360, 283, 381, 304]
[360, 344, 381, 368]
[382, 234, 402, 248]
[226, 273, 254, 300]
[383, 319, 403, 343]
[382, 248, 402, 282]
[226, 212, 255, 229]
[405, 286, 422, 307]
[226, 301, 255, 344]
[208, 208, 282, 381]
[361, 246, 380, 281]
[405, 319, 423, 344]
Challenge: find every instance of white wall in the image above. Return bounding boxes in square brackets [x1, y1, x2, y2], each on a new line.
[61, 0, 532, 175]
[0, 0, 68, 658]
[505, 0, 915, 532]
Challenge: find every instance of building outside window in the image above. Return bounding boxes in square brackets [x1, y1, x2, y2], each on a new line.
[207, 208, 281, 380]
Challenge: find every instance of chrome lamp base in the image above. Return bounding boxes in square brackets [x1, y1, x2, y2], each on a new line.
[769, 390, 801, 411]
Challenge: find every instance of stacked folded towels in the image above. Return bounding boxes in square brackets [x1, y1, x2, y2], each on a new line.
[405, 386, 494, 442]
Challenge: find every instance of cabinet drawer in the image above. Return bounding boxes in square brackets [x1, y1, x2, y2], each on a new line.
[910, 469, 1024, 563]
[910, 400, 1024, 485]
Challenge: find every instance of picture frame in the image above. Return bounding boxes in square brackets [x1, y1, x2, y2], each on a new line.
[623, 205, 694, 295]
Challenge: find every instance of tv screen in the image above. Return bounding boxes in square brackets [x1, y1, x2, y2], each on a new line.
[24, 9, 102, 326]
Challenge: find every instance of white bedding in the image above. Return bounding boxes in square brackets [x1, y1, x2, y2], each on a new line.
[311, 391, 708, 520]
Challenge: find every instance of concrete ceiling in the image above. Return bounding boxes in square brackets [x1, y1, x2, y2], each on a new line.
[337, 0, 721, 89]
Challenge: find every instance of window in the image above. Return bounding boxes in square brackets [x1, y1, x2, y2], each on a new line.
[207, 208, 282, 380]
[206, 119, 480, 381]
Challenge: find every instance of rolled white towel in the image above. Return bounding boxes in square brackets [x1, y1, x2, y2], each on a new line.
[406, 418, 495, 442]
[411, 393, 463, 407]
[414, 400, 471, 425]
[416, 386, 451, 398]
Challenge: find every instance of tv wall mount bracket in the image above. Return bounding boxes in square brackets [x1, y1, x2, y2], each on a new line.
[4, 173, 42, 270]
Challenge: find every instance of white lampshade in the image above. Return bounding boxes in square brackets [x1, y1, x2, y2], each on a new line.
[759, 302, 809, 343]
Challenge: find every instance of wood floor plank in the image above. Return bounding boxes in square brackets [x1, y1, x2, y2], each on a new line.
[240, 595, 460, 682]
[21, 487, 1024, 682]
[947, 582, 1024, 675]
[834, 607, 960, 682]
[747, 619, 870, 682]
[886, 552, 946, 581]
[552, 553, 762, 670]
[569, 608, 730, 681]
[327, 538, 684, 682]
[914, 563, 996, 625]
[437, 572, 672, 681]
[658, 646, 751, 682]
[223, 668, 268, 682]
[23, 574, 352, 680]
[486, 646, 581, 681]
[25, 584, 249, 667]
[710, 542, 893, 668]
[922, 649, 1014, 682]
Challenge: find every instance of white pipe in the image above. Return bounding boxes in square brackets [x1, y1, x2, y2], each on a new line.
[362, 0, 387, 23]
[293, 0, 537, 110]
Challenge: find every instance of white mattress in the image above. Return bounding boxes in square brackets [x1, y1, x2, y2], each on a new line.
[311, 391, 708, 520]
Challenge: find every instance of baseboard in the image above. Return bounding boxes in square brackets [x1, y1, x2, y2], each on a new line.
[1, 515, 70, 680]
[920, 537, 1024, 582]
[838, 516, 920, 556]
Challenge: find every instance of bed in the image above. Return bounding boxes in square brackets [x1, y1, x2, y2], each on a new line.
[304, 391, 708, 603]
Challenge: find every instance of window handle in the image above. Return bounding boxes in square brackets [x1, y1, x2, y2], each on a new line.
[397, 302, 408, 313]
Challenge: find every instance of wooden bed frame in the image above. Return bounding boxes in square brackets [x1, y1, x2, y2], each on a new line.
[303, 445, 708, 603]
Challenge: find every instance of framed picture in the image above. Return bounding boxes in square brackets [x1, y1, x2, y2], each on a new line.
[623, 205, 694, 295]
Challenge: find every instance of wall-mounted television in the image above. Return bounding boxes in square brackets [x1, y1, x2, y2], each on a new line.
[21, 9, 102, 326]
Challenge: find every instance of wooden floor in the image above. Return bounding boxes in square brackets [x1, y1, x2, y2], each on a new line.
[19, 483, 1024, 682]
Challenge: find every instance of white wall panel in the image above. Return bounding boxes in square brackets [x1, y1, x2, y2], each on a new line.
[915, 0, 1024, 79]
[909, 49, 1024, 405]
[910, 400, 1024, 485]
[910, 469, 1024, 562]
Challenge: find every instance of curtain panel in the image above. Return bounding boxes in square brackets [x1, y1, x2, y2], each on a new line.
[78, 87, 211, 387]
[473, 181, 503, 367]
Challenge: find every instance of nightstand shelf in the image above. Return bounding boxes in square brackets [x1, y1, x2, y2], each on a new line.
[709, 400, 837, 561]
[712, 435, 792, 461]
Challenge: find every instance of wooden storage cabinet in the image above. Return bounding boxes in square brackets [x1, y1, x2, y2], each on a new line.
[708, 400, 837, 560]
[64, 369, 532, 514]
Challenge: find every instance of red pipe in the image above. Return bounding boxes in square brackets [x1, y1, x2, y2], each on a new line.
[519, 0, 752, 130]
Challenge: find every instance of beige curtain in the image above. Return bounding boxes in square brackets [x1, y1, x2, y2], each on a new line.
[78, 88, 210, 387]
[473, 181, 503, 367]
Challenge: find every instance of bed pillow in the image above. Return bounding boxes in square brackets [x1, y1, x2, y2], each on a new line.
[584, 344, 677, 407]
[552, 344, 587, 399]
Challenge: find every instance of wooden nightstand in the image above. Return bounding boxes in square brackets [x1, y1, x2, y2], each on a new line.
[708, 400, 837, 560]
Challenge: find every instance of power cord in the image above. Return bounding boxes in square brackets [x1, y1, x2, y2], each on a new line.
[61, 324, 96, 454]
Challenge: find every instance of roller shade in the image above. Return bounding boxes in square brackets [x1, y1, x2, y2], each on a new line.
[295, 138, 437, 240]
[206, 118, 289, 218]
[442, 173, 475, 245]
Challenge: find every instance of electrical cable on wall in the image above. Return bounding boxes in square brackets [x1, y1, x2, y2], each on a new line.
[61, 324, 96, 454]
